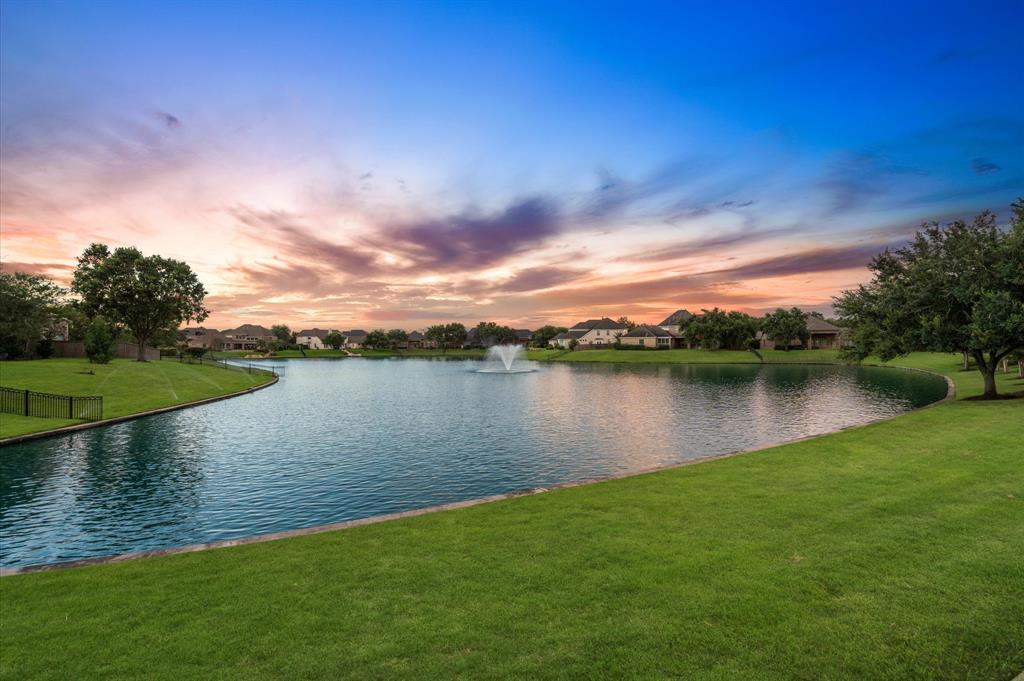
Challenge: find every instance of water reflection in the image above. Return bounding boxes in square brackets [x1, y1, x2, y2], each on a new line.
[0, 360, 947, 567]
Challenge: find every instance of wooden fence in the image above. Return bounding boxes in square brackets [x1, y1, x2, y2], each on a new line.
[51, 341, 161, 362]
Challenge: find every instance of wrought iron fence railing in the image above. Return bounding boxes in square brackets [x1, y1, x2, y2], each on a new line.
[0, 386, 103, 421]
[174, 354, 280, 377]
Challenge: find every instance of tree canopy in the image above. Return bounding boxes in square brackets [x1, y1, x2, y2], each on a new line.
[425, 323, 467, 352]
[835, 202, 1024, 398]
[760, 308, 809, 351]
[364, 329, 389, 349]
[72, 244, 208, 361]
[323, 331, 346, 349]
[531, 325, 567, 347]
[680, 308, 759, 350]
[386, 329, 409, 349]
[0, 271, 66, 358]
[474, 322, 517, 347]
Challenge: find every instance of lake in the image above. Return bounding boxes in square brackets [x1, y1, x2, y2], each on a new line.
[0, 359, 948, 568]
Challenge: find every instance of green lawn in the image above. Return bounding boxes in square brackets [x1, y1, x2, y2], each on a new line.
[0, 354, 1021, 680]
[0, 358, 276, 439]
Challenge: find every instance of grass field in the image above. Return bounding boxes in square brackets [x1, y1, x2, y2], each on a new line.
[0, 358, 276, 439]
[0, 353, 1021, 679]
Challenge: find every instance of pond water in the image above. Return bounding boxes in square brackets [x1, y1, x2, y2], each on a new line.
[0, 359, 947, 568]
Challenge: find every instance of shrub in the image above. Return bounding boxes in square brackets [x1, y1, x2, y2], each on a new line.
[36, 337, 55, 359]
[84, 317, 115, 364]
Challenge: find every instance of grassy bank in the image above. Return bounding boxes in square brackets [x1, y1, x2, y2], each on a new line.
[1, 354, 1021, 679]
[0, 358, 276, 439]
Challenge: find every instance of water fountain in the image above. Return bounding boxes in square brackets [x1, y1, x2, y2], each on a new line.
[479, 344, 534, 373]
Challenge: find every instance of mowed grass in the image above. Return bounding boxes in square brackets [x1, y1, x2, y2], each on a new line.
[0, 354, 1022, 680]
[0, 358, 275, 439]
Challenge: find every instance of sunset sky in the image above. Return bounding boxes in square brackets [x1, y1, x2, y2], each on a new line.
[1, 1, 1022, 330]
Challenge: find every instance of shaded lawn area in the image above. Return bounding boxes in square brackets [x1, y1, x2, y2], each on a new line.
[0, 355, 1021, 679]
[0, 358, 275, 439]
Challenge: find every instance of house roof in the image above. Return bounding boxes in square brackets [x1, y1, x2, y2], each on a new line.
[408, 331, 425, 340]
[343, 329, 367, 338]
[514, 328, 532, 339]
[658, 309, 693, 326]
[296, 328, 334, 339]
[570, 318, 627, 331]
[223, 324, 271, 337]
[806, 316, 842, 333]
[623, 324, 677, 338]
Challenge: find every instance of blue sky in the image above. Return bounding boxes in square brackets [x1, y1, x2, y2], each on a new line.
[1, 0, 1021, 327]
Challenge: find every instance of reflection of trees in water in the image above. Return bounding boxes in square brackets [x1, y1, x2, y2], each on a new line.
[852, 367, 948, 407]
[69, 416, 207, 526]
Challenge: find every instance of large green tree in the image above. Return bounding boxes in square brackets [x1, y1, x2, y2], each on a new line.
[835, 202, 1024, 398]
[72, 244, 209, 361]
[531, 325, 567, 347]
[760, 308, 809, 351]
[425, 323, 467, 352]
[0, 272, 66, 358]
[323, 331, 346, 350]
[386, 329, 409, 349]
[474, 321, 517, 347]
[364, 329, 389, 349]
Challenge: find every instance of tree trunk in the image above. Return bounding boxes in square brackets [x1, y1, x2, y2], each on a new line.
[1019, 360, 1023, 380]
[982, 369, 998, 399]
[962, 350, 969, 370]
[972, 350, 998, 399]
[136, 337, 148, 362]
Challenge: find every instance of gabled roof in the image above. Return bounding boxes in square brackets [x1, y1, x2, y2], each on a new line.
[805, 315, 842, 333]
[623, 324, 677, 338]
[223, 324, 271, 337]
[296, 328, 333, 339]
[408, 331, 425, 340]
[343, 329, 367, 338]
[570, 318, 626, 331]
[659, 309, 693, 326]
[514, 328, 532, 339]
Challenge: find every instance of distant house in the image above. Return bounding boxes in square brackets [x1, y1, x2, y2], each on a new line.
[619, 324, 679, 349]
[463, 328, 483, 349]
[550, 329, 586, 348]
[296, 328, 337, 350]
[758, 315, 846, 350]
[658, 309, 693, 335]
[180, 327, 220, 349]
[571, 318, 628, 347]
[342, 329, 367, 349]
[805, 316, 845, 349]
[45, 317, 71, 342]
[550, 318, 627, 348]
[407, 331, 425, 349]
[219, 324, 274, 351]
[512, 329, 532, 346]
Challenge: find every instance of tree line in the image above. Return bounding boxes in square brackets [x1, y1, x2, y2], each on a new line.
[1, 243, 208, 363]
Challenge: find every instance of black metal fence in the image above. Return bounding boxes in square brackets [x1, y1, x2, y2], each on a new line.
[175, 354, 280, 376]
[0, 386, 103, 421]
